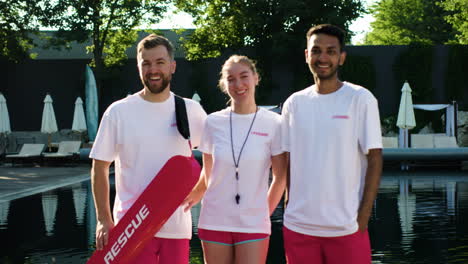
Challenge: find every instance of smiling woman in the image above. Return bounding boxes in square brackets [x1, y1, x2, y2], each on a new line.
[181, 54, 288, 264]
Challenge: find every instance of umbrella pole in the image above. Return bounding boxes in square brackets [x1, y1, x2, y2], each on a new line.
[48, 134, 51, 152]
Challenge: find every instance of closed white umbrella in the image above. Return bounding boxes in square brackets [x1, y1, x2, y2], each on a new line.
[397, 82, 416, 148]
[192, 92, 201, 103]
[0, 93, 11, 134]
[72, 97, 87, 132]
[85, 65, 98, 141]
[0, 93, 11, 154]
[41, 94, 58, 151]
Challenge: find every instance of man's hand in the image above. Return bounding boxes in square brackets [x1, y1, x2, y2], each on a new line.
[95, 219, 115, 250]
[357, 209, 371, 232]
[357, 148, 382, 232]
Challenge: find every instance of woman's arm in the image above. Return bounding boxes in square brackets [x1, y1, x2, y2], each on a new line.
[183, 153, 213, 212]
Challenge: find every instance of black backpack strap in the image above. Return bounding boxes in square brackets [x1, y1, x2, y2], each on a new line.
[174, 95, 191, 140]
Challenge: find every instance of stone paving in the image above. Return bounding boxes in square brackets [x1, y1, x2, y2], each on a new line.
[0, 164, 91, 203]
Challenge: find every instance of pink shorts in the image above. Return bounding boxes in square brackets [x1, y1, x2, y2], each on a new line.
[283, 226, 371, 264]
[132, 237, 189, 264]
[198, 228, 269, 246]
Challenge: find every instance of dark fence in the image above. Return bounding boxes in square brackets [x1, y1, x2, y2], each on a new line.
[1, 45, 467, 131]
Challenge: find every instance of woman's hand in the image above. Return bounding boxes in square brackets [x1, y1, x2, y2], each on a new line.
[183, 185, 206, 212]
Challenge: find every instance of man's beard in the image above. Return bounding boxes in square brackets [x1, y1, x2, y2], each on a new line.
[143, 74, 172, 94]
[310, 63, 339, 81]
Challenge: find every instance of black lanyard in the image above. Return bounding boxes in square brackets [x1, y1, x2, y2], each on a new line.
[229, 107, 258, 204]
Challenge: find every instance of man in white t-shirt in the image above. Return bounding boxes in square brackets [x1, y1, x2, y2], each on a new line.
[281, 24, 383, 264]
[90, 34, 206, 264]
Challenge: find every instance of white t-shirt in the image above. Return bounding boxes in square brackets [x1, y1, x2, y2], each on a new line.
[90, 92, 207, 239]
[198, 107, 283, 234]
[281, 82, 382, 237]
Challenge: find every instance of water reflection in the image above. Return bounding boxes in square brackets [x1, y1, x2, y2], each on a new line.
[397, 178, 416, 247]
[0, 172, 467, 264]
[0, 200, 9, 228]
[0, 182, 91, 263]
[370, 173, 468, 264]
[72, 186, 87, 226]
[41, 191, 58, 236]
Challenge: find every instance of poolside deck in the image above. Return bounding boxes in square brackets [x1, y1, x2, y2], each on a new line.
[383, 147, 468, 170]
[0, 164, 91, 203]
[383, 147, 468, 161]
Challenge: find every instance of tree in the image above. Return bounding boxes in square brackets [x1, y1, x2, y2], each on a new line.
[364, 0, 457, 45]
[0, 0, 39, 61]
[175, 0, 365, 60]
[439, 0, 468, 44]
[174, 0, 365, 104]
[32, 0, 170, 95]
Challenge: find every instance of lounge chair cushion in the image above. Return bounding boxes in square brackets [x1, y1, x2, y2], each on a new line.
[43, 141, 81, 158]
[382, 137, 398, 148]
[411, 134, 434, 148]
[434, 136, 458, 148]
[6, 144, 45, 158]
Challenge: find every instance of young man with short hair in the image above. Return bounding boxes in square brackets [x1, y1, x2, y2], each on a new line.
[281, 24, 383, 264]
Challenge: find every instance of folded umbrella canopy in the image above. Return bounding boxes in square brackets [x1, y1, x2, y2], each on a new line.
[41, 94, 58, 151]
[72, 97, 87, 132]
[396, 81, 416, 148]
[85, 66, 98, 141]
[0, 93, 11, 134]
[192, 92, 201, 103]
[0, 93, 11, 154]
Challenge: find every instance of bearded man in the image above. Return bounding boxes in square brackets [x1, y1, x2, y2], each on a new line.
[90, 34, 207, 264]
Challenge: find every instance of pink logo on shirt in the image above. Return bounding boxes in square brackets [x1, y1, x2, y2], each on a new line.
[170, 122, 177, 127]
[251, 131, 268, 137]
[332, 115, 349, 119]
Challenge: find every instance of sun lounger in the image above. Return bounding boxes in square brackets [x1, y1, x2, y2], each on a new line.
[384, 134, 466, 170]
[6, 143, 45, 165]
[382, 137, 398, 148]
[43, 141, 81, 158]
[434, 135, 458, 148]
[411, 134, 434, 148]
[6, 143, 45, 158]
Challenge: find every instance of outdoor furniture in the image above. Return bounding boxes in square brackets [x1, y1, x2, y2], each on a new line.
[384, 134, 466, 170]
[43, 141, 81, 159]
[434, 135, 458, 148]
[42, 141, 81, 166]
[411, 134, 459, 149]
[411, 134, 435, 148]
[14, 136, 36, 152]
[6, 143, 45, 165]
[382, 136, 398, 148]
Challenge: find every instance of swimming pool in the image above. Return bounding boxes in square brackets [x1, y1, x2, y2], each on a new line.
[0, 170, 467, 263]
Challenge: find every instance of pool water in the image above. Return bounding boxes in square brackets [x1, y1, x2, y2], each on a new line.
[0, 170, 467, 264]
